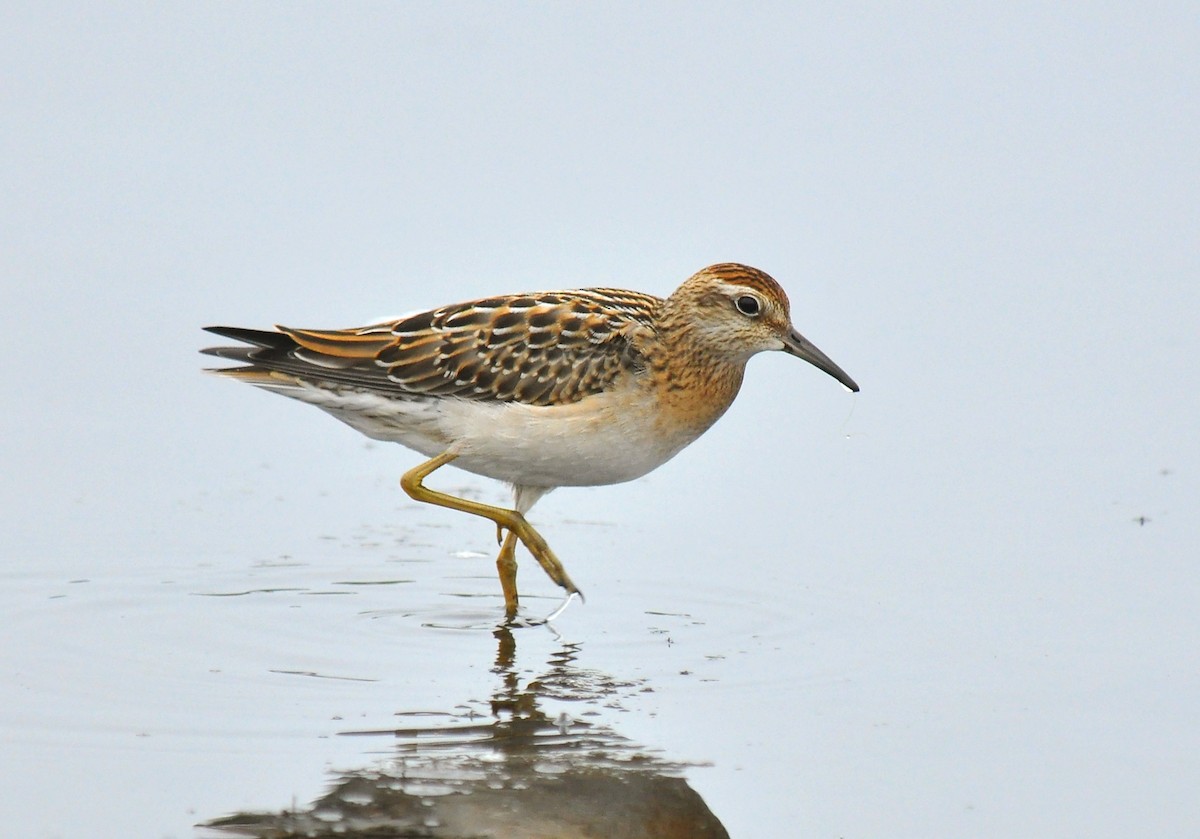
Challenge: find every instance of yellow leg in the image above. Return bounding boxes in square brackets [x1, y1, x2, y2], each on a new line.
[400, 451, 580, 615]
[496, 529, 519, 615]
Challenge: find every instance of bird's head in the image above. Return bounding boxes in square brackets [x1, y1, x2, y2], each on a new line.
[668, 263, 859, 392]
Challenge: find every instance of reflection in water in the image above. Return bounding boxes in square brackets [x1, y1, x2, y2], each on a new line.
[205, 626, 728, 838]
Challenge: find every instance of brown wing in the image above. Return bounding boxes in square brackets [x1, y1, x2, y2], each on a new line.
[206, 288, 662, 407]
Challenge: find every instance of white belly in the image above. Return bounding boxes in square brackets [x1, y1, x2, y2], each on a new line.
[287, 382, 700, 489]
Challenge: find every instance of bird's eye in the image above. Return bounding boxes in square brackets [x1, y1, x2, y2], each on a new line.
[734, 295, 762, 317]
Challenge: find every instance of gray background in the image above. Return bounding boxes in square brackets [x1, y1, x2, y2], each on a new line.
[2, 3, 1197, 837]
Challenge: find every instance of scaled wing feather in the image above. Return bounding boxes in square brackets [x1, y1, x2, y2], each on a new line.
[209, 289, 662, 407]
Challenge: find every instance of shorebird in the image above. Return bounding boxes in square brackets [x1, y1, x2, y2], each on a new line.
[203, 263, 858, 617]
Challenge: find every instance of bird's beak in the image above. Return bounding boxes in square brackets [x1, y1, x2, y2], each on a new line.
[781, 329, 859, 392]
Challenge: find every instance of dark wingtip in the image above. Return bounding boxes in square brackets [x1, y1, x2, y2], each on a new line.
[202, 326, 295, 350]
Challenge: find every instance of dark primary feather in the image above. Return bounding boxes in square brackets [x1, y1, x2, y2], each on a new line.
[202, 288, 662, 407]
[203, 326, 295, 350]
[202, 327, 388, 392]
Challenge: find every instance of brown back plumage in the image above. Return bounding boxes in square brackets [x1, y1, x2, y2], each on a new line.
[204, 287, 662, 407]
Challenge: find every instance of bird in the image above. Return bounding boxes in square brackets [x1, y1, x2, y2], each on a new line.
[202, 263, 858, 617]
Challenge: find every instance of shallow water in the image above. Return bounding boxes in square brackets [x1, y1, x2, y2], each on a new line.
[2, 510, 786, 838]
[8, 458, 1196, 839]
[5, 450, 1200, 839]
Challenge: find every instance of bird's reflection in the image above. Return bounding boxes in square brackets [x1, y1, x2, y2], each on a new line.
[204, 625, 728, 838]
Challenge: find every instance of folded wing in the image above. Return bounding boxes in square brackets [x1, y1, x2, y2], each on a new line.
[202, 288, 660, 407]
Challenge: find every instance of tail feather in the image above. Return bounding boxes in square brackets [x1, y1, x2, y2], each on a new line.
[200, 345, 261, 363]
[203, 365, 299, 388]
[201, 324, 396, 394]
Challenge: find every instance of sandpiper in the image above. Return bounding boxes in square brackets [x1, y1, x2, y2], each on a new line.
[203, 263, 858, 616]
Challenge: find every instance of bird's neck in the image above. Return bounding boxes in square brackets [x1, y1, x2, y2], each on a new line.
[645, 322, 747, 437]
